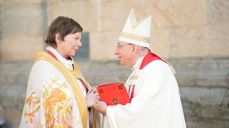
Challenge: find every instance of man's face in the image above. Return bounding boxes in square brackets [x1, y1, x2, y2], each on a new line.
[114, 41, 134, 66]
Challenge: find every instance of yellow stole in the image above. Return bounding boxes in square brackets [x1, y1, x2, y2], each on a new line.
[36, 51, 89, 128]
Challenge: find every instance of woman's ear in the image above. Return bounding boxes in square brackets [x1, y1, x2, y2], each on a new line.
[55, 33, 62, 44]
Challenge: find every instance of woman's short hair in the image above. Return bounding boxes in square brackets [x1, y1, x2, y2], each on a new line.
[45, 16, 83, 47]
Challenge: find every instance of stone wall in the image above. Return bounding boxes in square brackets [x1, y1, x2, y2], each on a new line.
[1, 0, 228, 61]
[0, 59, 228, 128]
[0, 0, 229, 128]
[0, 0, 45, 61]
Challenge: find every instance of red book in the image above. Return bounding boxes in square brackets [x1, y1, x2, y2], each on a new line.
[96, 83, 130, 106]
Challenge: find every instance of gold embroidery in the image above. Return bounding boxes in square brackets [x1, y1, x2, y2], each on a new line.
[43, 79, 72, 128]
[121, 32, 150, 43]
[23, 91, 40, 124]
[36, 51, 88, 128]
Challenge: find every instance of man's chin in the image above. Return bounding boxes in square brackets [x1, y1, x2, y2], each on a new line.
[116, 59, 124, 65]
[120, 61, 125, 65]
[117, 60, 122, 64]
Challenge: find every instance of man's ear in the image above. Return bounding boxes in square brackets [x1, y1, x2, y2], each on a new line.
[132, 45, 138, 53]
[55, 33, 62, 44]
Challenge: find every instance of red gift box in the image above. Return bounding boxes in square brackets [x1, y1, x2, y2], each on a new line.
[96, 83, 130, 106]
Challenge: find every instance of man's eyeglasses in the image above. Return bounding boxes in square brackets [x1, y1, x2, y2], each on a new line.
[116, 43, 132, 49]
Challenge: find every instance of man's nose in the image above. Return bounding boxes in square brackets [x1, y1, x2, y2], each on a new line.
[114, 47, 118, 55]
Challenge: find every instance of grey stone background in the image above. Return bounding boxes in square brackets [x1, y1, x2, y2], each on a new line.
[0, 58, 228, 128]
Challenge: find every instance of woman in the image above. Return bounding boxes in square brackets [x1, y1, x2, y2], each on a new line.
[20, 16, 98, 128]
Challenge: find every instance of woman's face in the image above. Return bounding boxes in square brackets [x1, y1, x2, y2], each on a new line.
[56, 32, 82, 58]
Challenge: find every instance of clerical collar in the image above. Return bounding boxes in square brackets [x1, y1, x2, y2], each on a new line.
[132, 53, 147, 70]
[132, 53, 148, 70]
[46, 46, 74, 70]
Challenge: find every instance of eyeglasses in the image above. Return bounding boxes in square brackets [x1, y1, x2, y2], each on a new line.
[116, 43, 132, 49]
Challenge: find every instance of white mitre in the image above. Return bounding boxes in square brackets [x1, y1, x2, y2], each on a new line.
[118, 8, 152, 48]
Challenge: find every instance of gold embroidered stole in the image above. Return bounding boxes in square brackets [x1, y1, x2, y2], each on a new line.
[70, 64, 90, 90]
[71, 64, 98, 128]
[36, 51, 88, 128]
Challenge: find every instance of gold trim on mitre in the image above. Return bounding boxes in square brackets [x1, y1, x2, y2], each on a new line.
[120, 32, 150, 44]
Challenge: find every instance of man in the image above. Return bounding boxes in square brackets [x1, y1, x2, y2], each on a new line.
[94, 9, 186, 128]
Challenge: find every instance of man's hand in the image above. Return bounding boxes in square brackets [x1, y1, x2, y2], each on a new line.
[85, 89, 99, 108]
[94, 101, 108, 114]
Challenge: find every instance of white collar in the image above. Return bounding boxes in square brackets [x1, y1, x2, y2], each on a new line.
[131, 53, 148, 70]
[132, 56, 144, 70]
[46, 46, 74, 70]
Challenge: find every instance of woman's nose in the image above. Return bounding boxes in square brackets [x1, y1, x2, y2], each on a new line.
[78, 41, 82, 47]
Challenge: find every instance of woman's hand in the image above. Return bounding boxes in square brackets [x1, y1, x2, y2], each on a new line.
[94, 101, 108, 114]
[85, 89, 99, 108]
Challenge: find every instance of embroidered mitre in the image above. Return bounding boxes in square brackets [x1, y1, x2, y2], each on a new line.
[118, 8, 152, 48]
